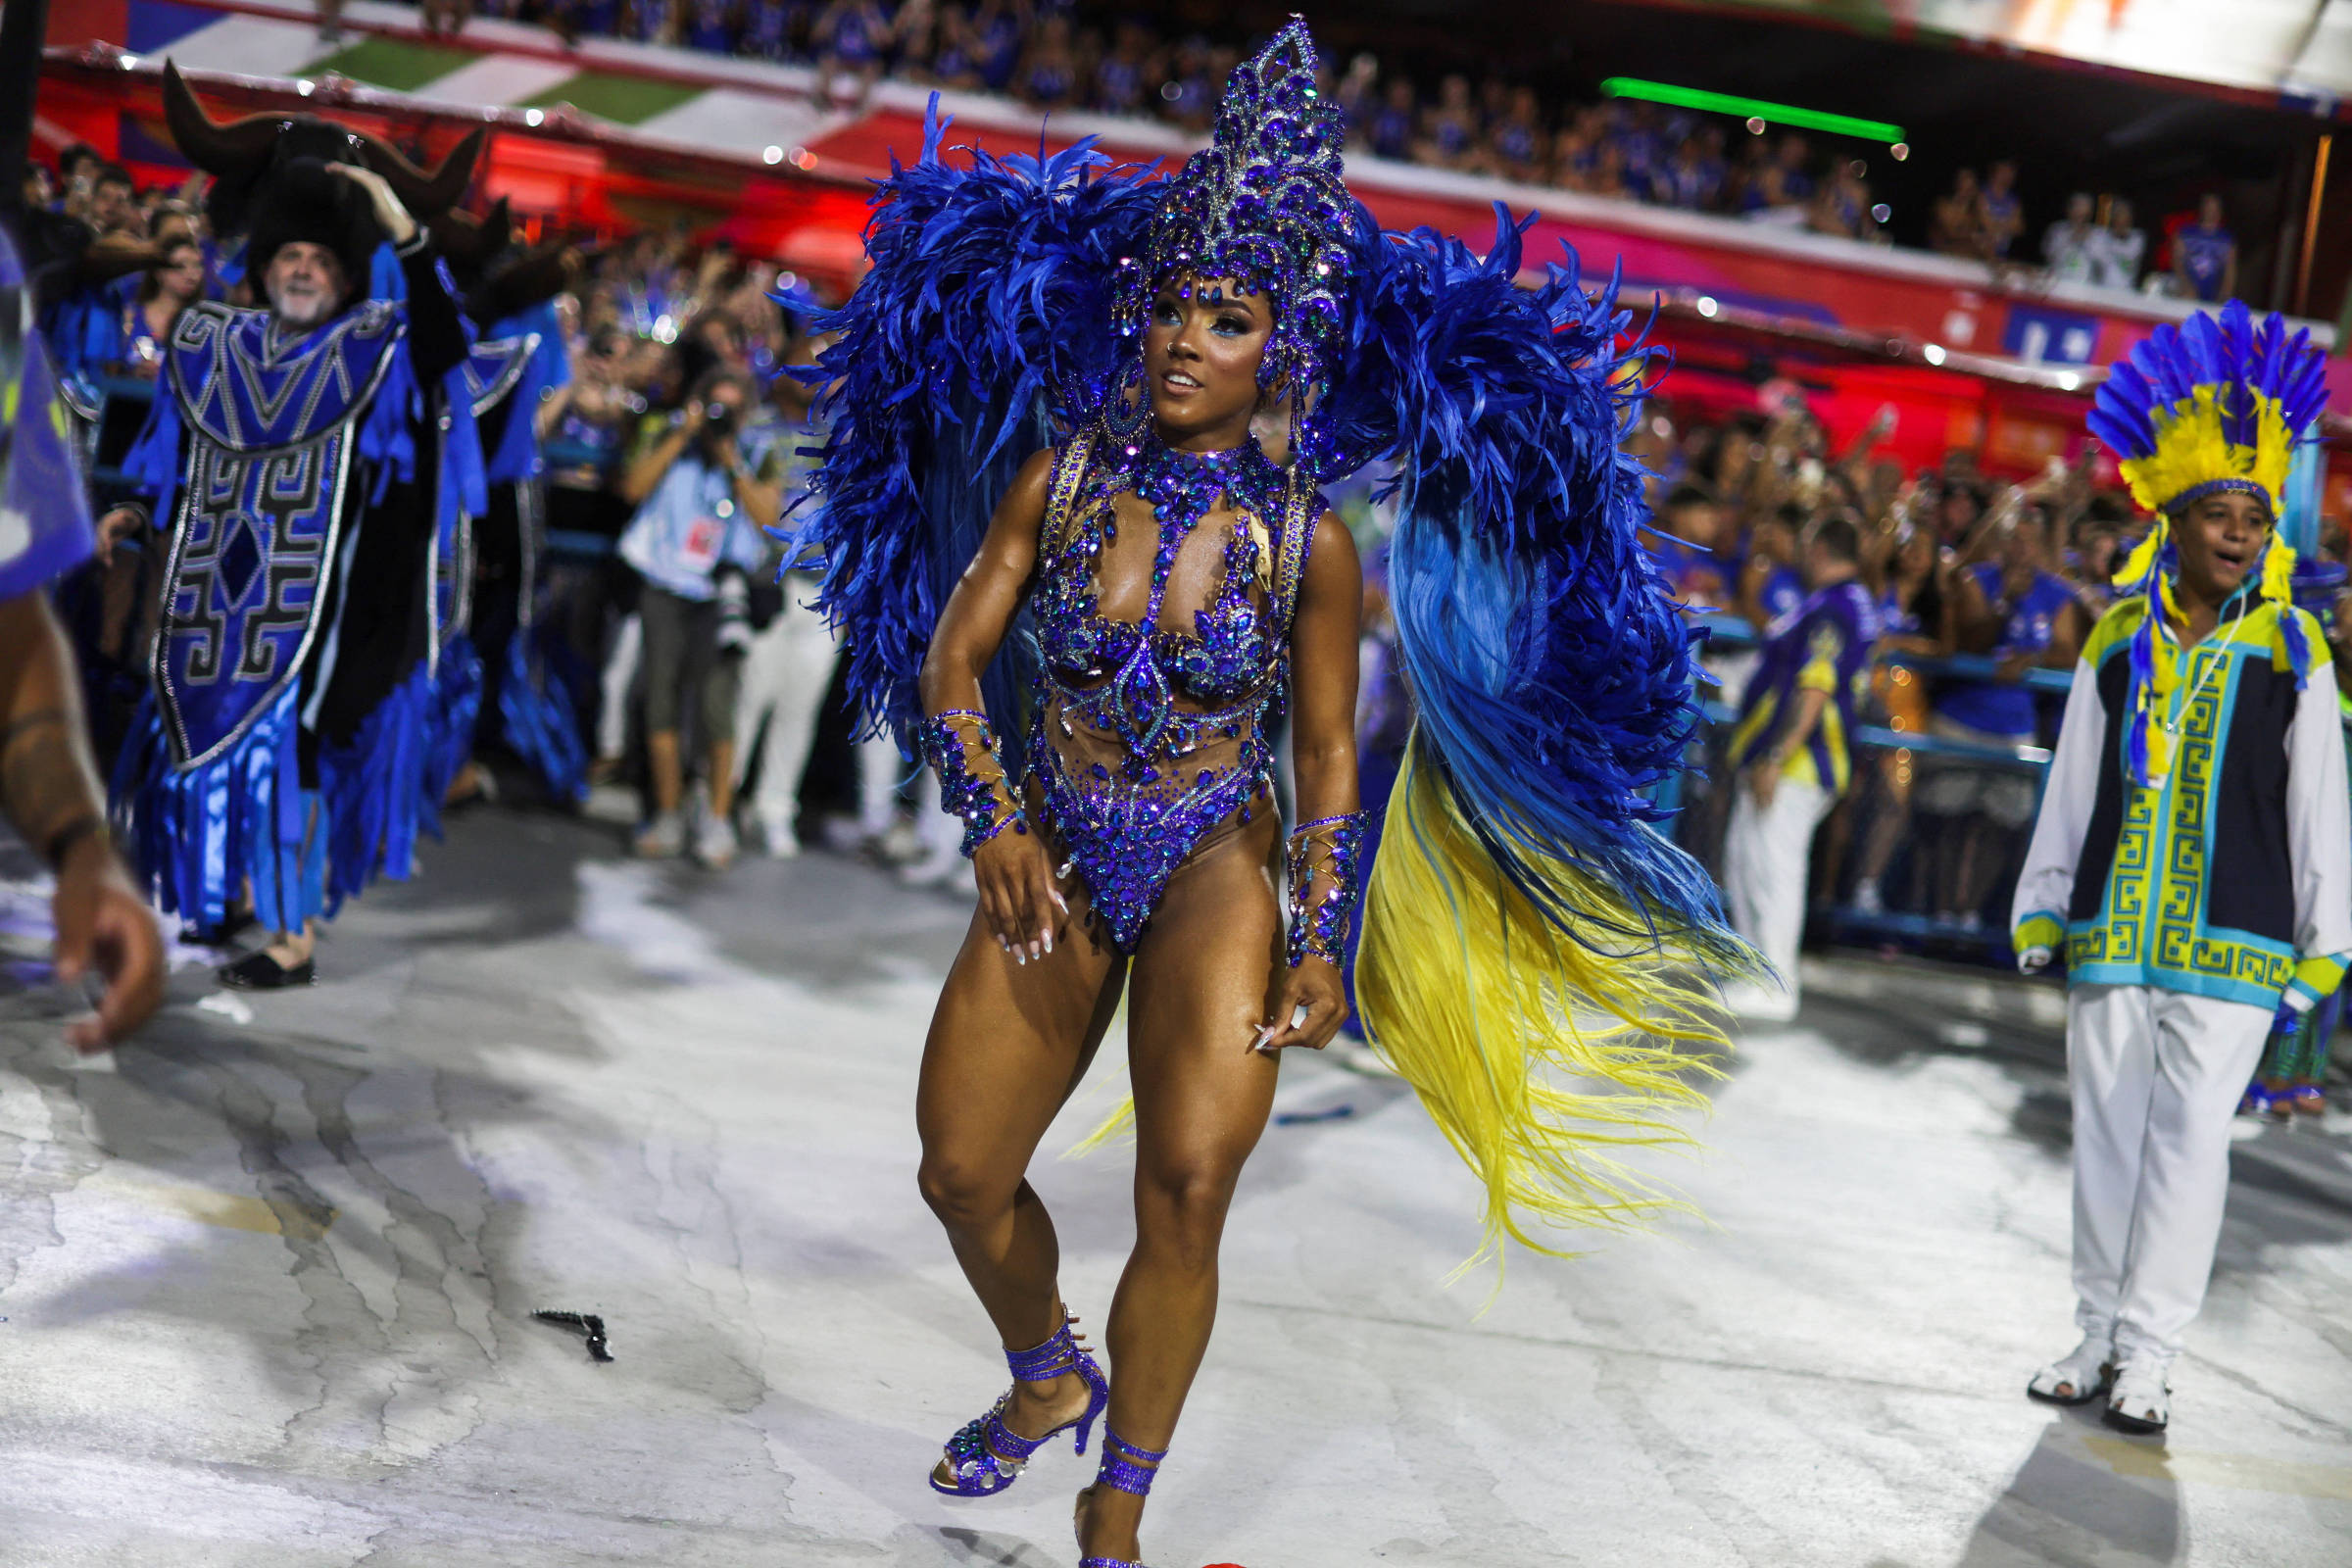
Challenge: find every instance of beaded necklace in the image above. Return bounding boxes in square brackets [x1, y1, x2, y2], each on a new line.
[1129, 432, 1285, 613]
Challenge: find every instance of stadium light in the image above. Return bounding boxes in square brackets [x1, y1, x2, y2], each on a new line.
[1600, 78, 1904, 146]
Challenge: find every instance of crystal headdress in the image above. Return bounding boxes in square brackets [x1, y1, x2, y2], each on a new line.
[1113, 17, 1356, 402]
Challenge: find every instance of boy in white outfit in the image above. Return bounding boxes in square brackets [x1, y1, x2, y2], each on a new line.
[2013, 302, 2350, 1436]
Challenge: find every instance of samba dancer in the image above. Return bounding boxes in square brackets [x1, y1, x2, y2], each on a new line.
[101, 65, 485, 988]
[787, 23, 1755, 1566]
[2015, 302, 2351, 1435]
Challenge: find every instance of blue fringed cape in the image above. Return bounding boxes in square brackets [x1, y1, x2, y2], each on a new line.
[111, 244, 486, 931]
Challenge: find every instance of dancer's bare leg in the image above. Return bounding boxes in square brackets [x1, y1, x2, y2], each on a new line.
[918, 871, 1127, 1474]
[1079, 820, 1284, 1561]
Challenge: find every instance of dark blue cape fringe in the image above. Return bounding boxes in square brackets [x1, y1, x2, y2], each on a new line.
[110, 689, 325, 934]
[495, 629, 590, 803]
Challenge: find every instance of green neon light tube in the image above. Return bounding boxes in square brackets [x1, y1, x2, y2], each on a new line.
[1599, 77, 1904, 144]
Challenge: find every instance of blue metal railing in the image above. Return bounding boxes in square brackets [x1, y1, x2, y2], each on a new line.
[1682, 612, 2064, 962]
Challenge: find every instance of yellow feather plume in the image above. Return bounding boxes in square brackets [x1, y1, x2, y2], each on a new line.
[2111, 515, 2167, 593]
[2262, 534, 2298, 608]
[2116, 387, 2296, 517]
[1354, 738, 1758, 1286]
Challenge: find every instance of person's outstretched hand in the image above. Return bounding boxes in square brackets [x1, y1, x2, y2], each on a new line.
[52, 835, 165, 1051]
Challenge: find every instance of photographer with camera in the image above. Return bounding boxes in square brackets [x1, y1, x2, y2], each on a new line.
[614, 366, 786, 867]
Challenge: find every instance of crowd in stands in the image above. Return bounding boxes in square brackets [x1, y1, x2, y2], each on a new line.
[22, 140, 2348, 932]
[1928, 168, 2237, 300]
[1633, 395, 2352, 941]
[368, 0, 2259, 273]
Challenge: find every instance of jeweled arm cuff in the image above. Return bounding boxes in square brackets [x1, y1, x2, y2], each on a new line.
[919, 709, 1026, 858]
[1286, 810, 1368, 968]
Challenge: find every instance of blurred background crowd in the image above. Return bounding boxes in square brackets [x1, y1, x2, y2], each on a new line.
[322, 0, 2266, 294]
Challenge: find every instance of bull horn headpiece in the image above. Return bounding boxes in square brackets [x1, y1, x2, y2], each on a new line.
[163, 61, 485, 230]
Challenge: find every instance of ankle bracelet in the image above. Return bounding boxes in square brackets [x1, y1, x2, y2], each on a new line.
[1095, 1430, 1166, 1497]
[1004, 1316, 1078, 1383]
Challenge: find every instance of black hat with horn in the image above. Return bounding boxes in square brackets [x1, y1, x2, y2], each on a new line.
[163, 61, 484, 293]
[429, 197, 590, 326]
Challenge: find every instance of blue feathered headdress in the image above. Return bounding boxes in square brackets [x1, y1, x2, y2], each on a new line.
[2087, 301, 2328, 787]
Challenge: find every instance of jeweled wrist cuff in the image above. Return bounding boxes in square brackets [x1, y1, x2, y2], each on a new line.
[1285, 809, 1367, 968]
[919, 709, 1026, 858]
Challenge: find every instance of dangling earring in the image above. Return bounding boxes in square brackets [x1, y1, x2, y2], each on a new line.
[1103, 346, 1152, 450]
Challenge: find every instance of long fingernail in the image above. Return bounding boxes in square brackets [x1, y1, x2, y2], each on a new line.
[1050, 892, 1068, 913]
[1014, 950, 1026, 966]
[1056, 860, 1073, 879]
[1041, 929, 1054, 955]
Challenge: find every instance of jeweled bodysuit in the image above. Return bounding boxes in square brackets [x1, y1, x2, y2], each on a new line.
[1024, 424, 1317, 951]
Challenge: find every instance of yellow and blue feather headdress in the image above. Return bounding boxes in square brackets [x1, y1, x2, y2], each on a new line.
[2087, 300, 2329, 786]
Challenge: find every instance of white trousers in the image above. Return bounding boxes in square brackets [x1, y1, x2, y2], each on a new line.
[2066, 983, 2272, 1363]
[732, 587, 843, 829]
[596, 612, 641, 761]
[1721, 774, 1831, 1004]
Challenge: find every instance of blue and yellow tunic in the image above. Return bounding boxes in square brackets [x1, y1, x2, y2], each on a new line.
[1727, 580, 1881, 797]
[2012, 590, 2352, 1010]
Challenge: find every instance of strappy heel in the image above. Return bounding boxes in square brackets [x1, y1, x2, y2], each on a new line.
[930, 1311, 1109, 1497]
[1074, 1429, 1166, 1568]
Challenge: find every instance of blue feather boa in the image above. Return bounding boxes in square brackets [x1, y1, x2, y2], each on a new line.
[781, 99, 1162, 761]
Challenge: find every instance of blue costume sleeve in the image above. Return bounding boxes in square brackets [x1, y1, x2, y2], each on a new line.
[1, 315, 98, 598]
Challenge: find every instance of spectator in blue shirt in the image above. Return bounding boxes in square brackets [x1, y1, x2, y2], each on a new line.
[684, 0, 738, 52]
[1737, 504, 1808, 632]
[1917, 501, 2083, 929]
[615, 367, 787, 866]
[2173, 194, 2236, 303]
[1367, 77, 1417, 163]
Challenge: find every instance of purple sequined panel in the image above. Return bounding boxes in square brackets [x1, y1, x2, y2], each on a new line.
[1026, 433, 1298, 951]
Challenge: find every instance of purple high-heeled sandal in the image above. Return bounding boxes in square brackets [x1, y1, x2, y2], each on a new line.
[1075, 1429, 1167, 1568]
[930, 1312, 1108, 1497]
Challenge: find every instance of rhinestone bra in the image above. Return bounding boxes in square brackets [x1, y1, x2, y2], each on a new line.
[1025, 426, 1314, 950]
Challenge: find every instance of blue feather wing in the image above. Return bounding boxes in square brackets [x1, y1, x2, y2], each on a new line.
[1329, 206, 1741, 963]
[780, 100, 1162, 755]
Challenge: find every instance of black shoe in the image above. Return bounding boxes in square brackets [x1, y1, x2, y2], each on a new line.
[187, 909, 260, 947]
[218, 950, 316, 990]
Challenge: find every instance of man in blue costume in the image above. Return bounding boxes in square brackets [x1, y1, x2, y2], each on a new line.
[426, 202, 587, 809]
[0, 221, 165, 1046]
[100, 65, 484, 989]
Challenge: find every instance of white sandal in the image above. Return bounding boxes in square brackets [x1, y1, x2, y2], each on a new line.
[2026, 1335, 2115, 1405]
[2104, 1355, 2170, 1435]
